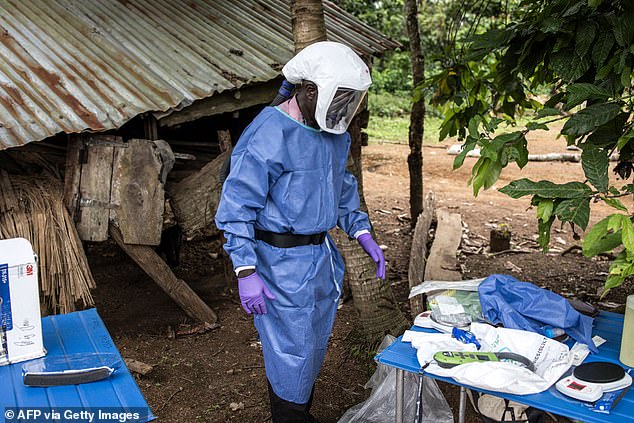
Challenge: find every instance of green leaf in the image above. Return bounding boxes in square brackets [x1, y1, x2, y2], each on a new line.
[613, 16, 634, 47]
[471, 157, 502, 196]
[603, 196, 628, 212]
[540, 17, 561, 33]
[586, 113, 628, 146]
[561, 103, 621, 137]
[591, 30, 615, 68]
[453, 138, 477, 170]
[565, 83, 611, 110]
[617, 130, 634, 151]
[621, 66, 632, 88]
[537, 107, 560, 118]
[544, 92, 565, 108]
[499, 179, 593, 199]
[468, 117, 480, 138]
[553, 197, 591, 230]
[608, 214, 624, 233]
[581, 144, 609, 192]
[484, 117, 504, 133]
[526, 121, 549, 131]
[583, 216, 622, 257]
[576, 23, 597, 58]
[508, 136, 529, 169]
[588, 0, 604, 7]
[563, 2, 584, 17]
[552, 50, 591, 83]
[537, 216, 555, 251]
[604, 251, 634, 292]
[537, 198, 554, 222]
[596, 55, 618, 81]
[622, 217, 634, 251]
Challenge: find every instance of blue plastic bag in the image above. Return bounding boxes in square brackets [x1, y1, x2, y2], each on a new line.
[478, 274, 597, 353]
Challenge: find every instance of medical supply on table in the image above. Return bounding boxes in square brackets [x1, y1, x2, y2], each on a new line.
[434, 351, 536, 372]
[22, 352, 122, 387]
[478, 274, 596, 352]
[555, 362, 632, 403]
[404, 322, 572, 395]
[451, 327, 481, 350]
[592, 385, 631, 414]
[0, 238, 45, 366]
[570, 336, 607, 366]
[620, 294, 634, 367]
[542, 325, 565, 338]
[427, 289, 483, 323]
[413, 310, 434, 329]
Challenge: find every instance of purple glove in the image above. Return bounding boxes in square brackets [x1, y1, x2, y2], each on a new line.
[238, 272, 276, 314]
[358, 233, 386, 279]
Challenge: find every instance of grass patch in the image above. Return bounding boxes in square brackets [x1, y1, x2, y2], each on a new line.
[366, 115, 443, 144]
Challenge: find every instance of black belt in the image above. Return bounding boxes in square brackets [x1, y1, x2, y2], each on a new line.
[255, 229, 326, 248]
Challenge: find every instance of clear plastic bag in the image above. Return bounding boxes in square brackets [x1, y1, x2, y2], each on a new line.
[338, 335, 453, 423]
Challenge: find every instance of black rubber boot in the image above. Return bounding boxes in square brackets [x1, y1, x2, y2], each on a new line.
[267, 380, 317, 423]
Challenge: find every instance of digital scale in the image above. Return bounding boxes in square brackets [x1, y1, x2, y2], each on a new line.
[555, 362, 632, 403]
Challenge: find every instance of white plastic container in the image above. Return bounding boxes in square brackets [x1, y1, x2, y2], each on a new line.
[0, 237, 45, 365]
[620, 294, 634, 368]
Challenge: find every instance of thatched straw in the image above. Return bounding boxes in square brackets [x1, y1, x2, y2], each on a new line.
[0, 171, 95, 314]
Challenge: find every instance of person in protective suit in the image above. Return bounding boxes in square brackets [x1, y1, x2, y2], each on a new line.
[215, 41, 386, 423]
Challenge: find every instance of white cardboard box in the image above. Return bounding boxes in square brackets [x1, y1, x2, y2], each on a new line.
[0, 237, 46, 365]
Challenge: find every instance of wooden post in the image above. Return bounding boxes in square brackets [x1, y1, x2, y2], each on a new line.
[110, 224, 218, 323]
[424, 209, 463, 281]
[408, 192, 434, 317]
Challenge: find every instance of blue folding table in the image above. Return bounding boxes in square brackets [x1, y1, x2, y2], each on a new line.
[1, 308, 154, 422]
[375, 311, 633, 423]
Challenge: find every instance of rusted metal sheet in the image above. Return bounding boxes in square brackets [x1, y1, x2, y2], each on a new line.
[0, 0, 399, 151]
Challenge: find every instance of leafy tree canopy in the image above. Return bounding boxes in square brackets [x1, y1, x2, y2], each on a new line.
[431, 0, 634, 292]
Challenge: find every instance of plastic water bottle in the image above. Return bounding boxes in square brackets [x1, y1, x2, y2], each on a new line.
[620, 295, 634, 367]
[542, 326, 565, 338]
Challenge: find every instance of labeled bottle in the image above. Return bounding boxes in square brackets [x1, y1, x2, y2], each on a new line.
[620, 295, 634, 367]
[542, 326, 565, 339]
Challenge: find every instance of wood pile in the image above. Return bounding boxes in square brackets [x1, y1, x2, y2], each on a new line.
[0, 171, 95, 314]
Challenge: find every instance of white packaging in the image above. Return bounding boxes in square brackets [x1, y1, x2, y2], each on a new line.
[404, 322, 573, 395]
[0, 237, 45, 365]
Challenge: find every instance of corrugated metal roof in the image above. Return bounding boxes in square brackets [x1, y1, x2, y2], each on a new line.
[0, 0, 399, 150]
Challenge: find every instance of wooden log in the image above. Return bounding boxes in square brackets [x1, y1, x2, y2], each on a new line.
[109, 224, 218, 324]
[424, 209, 462, 281]
[166, 151, 230, 238]
[408, 192, 434, 317]
[447, 145, 620, 162]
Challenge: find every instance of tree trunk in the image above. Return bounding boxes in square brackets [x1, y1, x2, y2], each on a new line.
[405, 0, 425, 227]
[290, 0, 327, 53]
[290, 0, 408, 342]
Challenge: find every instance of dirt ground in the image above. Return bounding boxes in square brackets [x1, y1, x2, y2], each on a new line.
[90, 126, 633, 423]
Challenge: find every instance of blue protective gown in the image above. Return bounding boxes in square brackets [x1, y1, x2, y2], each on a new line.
[215, 106, 371, 404]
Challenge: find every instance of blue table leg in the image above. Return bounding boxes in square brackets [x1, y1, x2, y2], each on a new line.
[459, 386, 466, 423]
[396, 368, 404, 423]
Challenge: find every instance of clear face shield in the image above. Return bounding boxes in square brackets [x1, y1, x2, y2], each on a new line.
[323, 88, 367, 134]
